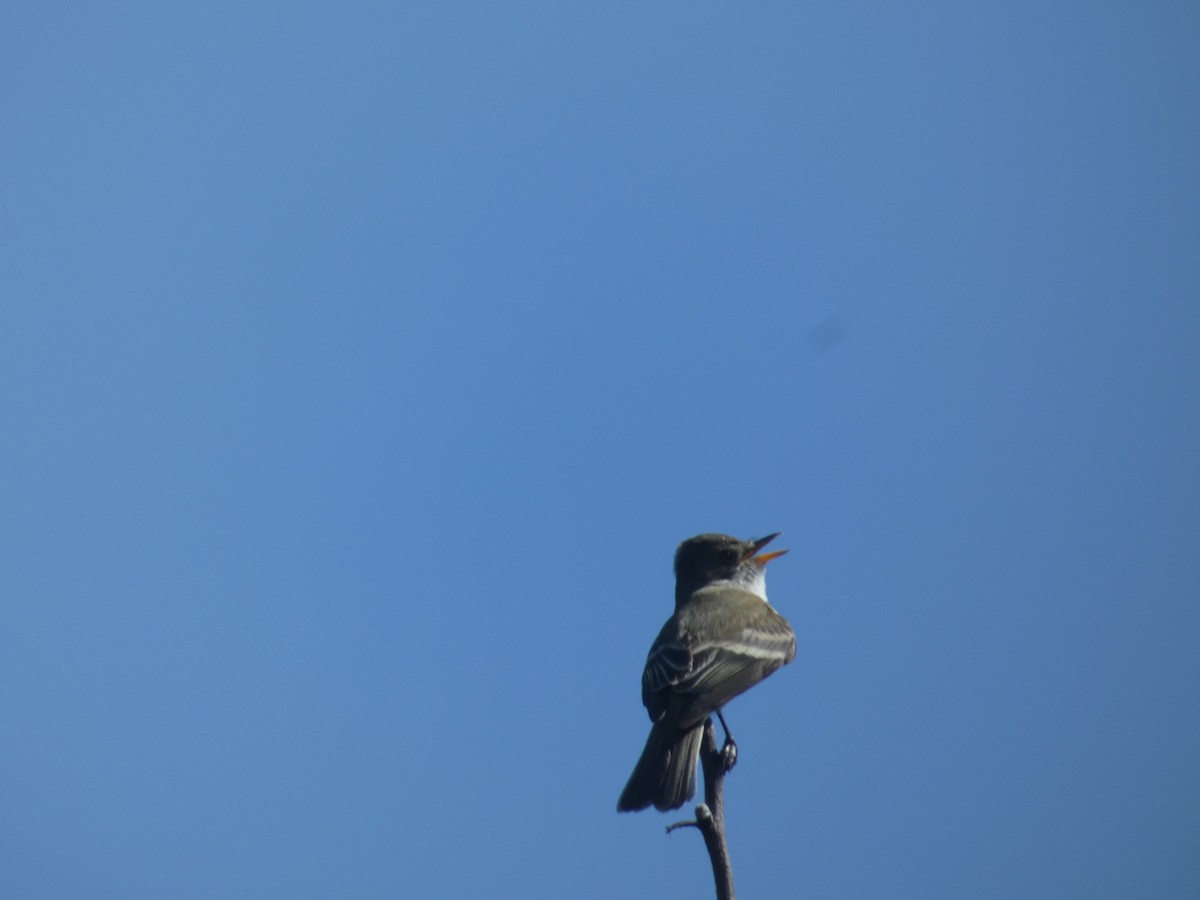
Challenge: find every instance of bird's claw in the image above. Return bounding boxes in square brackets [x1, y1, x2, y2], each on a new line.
[721, 738, 738, 772]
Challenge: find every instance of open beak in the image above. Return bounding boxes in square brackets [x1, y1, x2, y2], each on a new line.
[744, 532, 788, 565]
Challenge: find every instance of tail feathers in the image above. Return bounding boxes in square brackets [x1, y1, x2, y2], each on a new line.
[617, 722, 704, 812]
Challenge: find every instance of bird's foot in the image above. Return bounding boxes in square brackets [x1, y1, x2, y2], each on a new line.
[721, 736, 738, 772]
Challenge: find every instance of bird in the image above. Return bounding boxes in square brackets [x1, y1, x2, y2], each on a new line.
[617, 532, 796, 813]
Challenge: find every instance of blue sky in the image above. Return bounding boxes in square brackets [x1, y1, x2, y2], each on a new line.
[2, 2, 1198, 898]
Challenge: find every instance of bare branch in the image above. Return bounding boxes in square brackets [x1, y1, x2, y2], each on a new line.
[663, 718, 737, 900]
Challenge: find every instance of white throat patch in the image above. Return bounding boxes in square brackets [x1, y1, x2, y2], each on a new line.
[732, 564, 769, 601]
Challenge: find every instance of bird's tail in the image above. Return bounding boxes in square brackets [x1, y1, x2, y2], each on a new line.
[617, 721, 704, 812]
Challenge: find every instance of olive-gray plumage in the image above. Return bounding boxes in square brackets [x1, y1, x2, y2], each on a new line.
[617, 533, 796, 813]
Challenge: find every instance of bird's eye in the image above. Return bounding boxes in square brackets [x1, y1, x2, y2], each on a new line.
[720, 548, 738, 562]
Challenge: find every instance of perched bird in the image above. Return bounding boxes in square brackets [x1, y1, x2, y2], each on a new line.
[617, 533, 796, 813]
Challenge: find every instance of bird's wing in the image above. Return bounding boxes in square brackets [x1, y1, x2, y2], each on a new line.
[641, 624, 691, 721]
[640, 591, 796, 725]
[669, 593, 795, 727]
[679, 619, 796, 698]
[644, 637, 691, 695]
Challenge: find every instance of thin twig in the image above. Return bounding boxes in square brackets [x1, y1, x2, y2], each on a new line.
[664, 718, 736, 900]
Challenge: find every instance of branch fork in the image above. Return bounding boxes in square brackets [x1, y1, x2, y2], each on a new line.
[664, 717, 737, 900]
